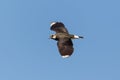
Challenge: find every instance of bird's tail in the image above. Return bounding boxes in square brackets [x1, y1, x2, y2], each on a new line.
[70, 34, 84, 39]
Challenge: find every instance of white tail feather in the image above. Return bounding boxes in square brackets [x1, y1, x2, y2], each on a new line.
[74, 35, 80, 39]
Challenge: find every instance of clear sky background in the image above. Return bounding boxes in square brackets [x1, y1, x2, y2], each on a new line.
[0, 0, 120, 80]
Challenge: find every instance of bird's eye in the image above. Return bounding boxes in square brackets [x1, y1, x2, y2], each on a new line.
[51, 35, 54, 38]
[51, 35, 57, 40]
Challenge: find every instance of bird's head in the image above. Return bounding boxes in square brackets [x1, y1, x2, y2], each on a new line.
[50, 34, 58, 40]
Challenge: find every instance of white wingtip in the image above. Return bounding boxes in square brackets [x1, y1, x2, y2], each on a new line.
[50, 22, 56, 26]
[62, 55, 70, 58]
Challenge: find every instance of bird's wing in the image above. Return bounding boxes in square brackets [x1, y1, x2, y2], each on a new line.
[57, 38, 74, 57]
[50, 22, 69, 33]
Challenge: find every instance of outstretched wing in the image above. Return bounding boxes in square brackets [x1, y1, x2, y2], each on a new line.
[50, 22, 69, 33]
[57, 38, 74, 58]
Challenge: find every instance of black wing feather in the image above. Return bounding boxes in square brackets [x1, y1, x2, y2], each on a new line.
[50, 22, 69, 33]
[57, 38, 74, 56]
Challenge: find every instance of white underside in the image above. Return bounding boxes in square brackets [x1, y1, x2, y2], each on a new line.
[50, 22, 56, 26]
[62, 55, 70, 58]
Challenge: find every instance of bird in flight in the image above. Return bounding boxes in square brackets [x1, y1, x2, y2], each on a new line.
[50, 22, 83, 58]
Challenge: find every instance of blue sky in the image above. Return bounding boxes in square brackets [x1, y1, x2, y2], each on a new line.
[0, 0, 120, 80]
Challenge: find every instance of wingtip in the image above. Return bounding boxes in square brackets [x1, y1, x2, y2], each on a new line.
[62, 55, 70, 58]
[50, 22, 56, 26]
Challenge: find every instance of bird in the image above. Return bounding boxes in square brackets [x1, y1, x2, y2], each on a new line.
[50, 22, 83, 58]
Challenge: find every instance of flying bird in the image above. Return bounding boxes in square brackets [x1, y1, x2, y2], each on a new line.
[50, 22, 83, 58]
